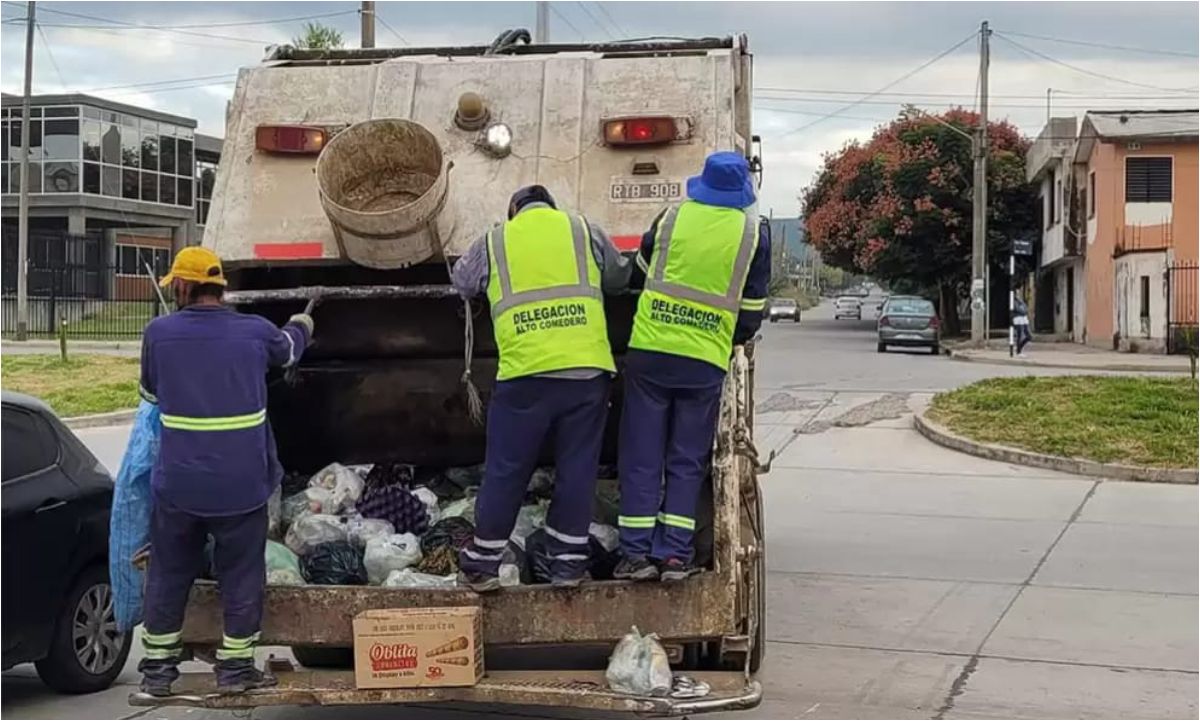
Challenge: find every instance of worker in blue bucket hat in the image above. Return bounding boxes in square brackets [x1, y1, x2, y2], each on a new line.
[615, 151, 771, 582]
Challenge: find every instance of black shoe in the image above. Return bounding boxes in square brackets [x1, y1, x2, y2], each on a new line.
[137, 658, 180, 698]
[457, 570, 503, 593]
[658, 557, 699, 582]
[215, 659, 278, 694]
[613, 556, 659, 581]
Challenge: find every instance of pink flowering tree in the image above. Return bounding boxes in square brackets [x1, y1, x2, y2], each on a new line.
[802, 110, 1037, 335]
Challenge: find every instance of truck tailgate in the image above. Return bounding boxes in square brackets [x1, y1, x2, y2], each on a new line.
[130, 668, 762, 716]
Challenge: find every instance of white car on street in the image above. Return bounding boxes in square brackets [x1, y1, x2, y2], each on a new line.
[833, 295, 863, 320]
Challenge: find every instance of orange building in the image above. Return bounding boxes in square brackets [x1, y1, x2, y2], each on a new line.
[1031, 110, 1198, 353]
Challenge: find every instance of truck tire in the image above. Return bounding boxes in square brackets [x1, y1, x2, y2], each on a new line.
[292, 646, 354, 669]
[35, 564, 132, 694]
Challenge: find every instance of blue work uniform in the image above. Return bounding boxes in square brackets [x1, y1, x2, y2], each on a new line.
[619, 213, 770, 562]
[451, 202, 629, 581]
[138, 305, 309, 664]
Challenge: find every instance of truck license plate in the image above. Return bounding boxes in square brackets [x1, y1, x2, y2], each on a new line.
[609, 179, 683, 203]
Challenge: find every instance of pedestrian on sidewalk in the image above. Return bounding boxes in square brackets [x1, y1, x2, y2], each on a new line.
[136, 247, 314, 696]
[1013, 295, 1032, 357]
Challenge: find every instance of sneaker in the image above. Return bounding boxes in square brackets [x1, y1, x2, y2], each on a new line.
[658, 558, 699, 583]
[613, 556, 659, 581]
[457, 569, 503, 593]
[137, 658, 180, 698]
[215, 659, 278, 694]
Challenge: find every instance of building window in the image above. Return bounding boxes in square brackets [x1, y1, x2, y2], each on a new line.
[1054, 178, 1063, 223]
[196, 159, 217, 225]
[1088, 172, 1096, 219]
[1126, 157, 1172, 203]
[116, 245, 170, 276]
[1139, 276, 1151, 320]
[1046, 170, 1057, 229]
[43, 161, 78, 193]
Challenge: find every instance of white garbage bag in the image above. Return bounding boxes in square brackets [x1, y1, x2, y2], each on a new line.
[606, 626, 672, 697]
[346, 515, 395, 548]
[284, 513, 349, 556]
[308, 462, 365, 514]
[509, 501, 549, 550]
[411, 487, 441, 526]
[364, 533, 423, 585]
[382, 568, 457, 588]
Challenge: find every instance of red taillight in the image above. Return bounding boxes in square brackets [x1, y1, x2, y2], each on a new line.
[603, 116, 677, 147]
[256, 125, 326, 154]
[879, 316, 891, 327]
[929, 316, 941, 330]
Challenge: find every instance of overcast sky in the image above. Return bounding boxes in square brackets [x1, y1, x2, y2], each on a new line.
[2, 1, 1196, 214]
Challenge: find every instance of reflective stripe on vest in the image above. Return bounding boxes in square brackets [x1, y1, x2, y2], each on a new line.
[488, 213, 603, 316]
[486, 208, 615, 380]
[160, 409, 266, 431]
[630, 201, 758, 368]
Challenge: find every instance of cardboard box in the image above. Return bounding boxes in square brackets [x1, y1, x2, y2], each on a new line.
[352, 607, 483, 689]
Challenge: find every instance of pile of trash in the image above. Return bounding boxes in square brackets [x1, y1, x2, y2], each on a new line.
[263, 461, 620, 589]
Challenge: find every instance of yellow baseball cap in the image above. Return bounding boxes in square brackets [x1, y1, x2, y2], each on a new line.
[160, 247, 227, 287]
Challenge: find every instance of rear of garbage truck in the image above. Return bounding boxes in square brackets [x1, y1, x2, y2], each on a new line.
[138, 33, 766, 715]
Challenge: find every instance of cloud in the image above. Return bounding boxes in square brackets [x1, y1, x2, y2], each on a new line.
[1, 1, 1195, 218]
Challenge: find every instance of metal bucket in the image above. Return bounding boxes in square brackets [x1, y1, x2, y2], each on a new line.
[316, 119, 452, 269]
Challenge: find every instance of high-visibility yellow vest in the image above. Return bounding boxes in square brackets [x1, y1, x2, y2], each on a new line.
[486, 207, 615, 380]
[629, 201, 759, 369]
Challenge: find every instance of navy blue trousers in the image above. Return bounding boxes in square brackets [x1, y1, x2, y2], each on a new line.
[459, 375, 610, 580]
[142, 498, 267, 661]
[617, 366, 722, 562]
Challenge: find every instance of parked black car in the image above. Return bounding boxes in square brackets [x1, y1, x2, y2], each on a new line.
[1, 391, 132, 693]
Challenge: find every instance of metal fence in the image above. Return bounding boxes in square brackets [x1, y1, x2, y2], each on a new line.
[2, 230, 165, 339]
[1167, 260, 1198, 355]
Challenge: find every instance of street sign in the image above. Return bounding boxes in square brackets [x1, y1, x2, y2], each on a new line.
[1012, 238, 1034, 256]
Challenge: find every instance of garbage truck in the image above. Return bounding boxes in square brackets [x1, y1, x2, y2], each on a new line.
[133, 31, 768, 716]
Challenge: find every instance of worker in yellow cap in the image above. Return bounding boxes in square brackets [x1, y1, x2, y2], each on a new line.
[136, 246, 314, 696]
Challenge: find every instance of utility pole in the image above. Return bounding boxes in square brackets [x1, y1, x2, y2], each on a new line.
[535, 1, 549, 43]
[360, 1, 375, 49]
[16, 1, 35, 341]
[970, 20, 990, 345]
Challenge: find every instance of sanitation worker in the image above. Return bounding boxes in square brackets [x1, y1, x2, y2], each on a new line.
[452, 185, 628, 591]
[137, 247, 314, 696]
[614, 152, 770, 582]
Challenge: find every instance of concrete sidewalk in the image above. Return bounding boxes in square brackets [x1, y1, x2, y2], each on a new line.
[949, 343, 1191, 373]
[1, 339, 141, 356]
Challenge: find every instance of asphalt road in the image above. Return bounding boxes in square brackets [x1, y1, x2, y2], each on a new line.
[4, 301, 1196, 719]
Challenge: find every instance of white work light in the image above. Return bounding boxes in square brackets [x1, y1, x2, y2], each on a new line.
[480, 123, 513, 158]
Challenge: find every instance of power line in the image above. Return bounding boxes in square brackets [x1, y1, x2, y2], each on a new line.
[756, 86, 1192, 101]
[591, 2, 629, 38]
[756, 93, 1196, 111]
[994, 29, 1199, 59]
[575, 1, 615, 40]
[375, 14, 408, 46]
[1, 2, 271, 44]
[781, 30, 978, 136]
[547, 3, 585, 41]
[35, 21, 66, 90]
[993, 32, 1198, 95]
[28, 9, 356, 31]
[80, 73, 239, 93]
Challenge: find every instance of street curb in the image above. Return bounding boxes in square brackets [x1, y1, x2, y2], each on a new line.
[946, 348, 1190, 374]
[3, 339, 142, 351]
[913, 410, 1198, 484]
[63, 409, 137, 430]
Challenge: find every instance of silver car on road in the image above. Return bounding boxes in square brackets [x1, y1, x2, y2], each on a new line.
[877, 295, 940, 354]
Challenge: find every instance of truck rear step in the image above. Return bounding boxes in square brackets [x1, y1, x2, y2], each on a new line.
[129, 669, 762, 716]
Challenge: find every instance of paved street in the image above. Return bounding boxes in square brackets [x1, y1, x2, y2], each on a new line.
[4, 301, 1196, 719]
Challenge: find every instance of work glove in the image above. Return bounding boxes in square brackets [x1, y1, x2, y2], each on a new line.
[289, 312, 315, 338]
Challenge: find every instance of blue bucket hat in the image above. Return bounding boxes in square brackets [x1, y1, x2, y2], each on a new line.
[686, 151, 756, 209]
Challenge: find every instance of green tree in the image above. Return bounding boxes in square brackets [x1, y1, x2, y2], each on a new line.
[293, 22, 345, 50]
[802, 109, 1038, 335]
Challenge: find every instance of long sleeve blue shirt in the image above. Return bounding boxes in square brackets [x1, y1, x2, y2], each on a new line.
[140, 305, 310, 516]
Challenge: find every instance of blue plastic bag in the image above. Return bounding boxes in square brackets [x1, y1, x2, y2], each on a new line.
[109, 400, 161, 632]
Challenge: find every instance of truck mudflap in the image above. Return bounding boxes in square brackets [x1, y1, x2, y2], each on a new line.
[129, 669, 762, 716]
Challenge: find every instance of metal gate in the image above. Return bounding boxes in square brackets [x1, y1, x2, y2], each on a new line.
[1167, 260, 1198, 355]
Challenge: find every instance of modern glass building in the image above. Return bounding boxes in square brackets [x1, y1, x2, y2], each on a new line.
[1, 93, 221, 328]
